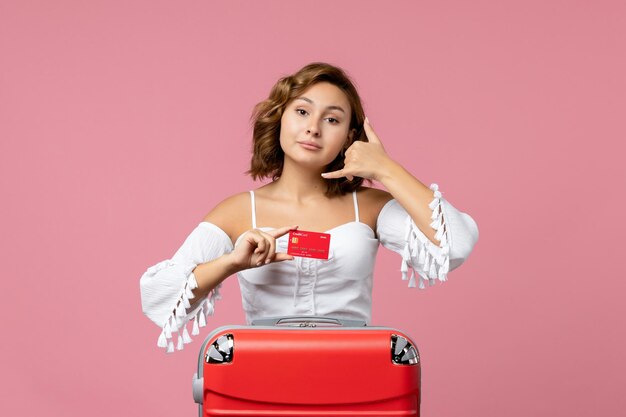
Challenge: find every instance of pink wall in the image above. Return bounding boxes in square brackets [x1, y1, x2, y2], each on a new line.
[2, 1, 625, 415]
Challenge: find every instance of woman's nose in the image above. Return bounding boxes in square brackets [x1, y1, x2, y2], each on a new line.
[306, 121, 321, 136]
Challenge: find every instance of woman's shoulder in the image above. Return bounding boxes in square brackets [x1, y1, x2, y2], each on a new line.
[354, 186, 394, 232]
[202, 191, 251, 244]
[355, 186, 394, 208]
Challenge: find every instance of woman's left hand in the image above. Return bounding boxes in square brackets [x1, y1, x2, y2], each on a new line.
[321, 117, 394, 182]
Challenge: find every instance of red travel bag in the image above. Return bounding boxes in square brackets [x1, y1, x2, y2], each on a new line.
[192, 316, 421, 416]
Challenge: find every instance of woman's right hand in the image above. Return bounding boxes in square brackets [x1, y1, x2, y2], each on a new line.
[228, 225, 298, 271]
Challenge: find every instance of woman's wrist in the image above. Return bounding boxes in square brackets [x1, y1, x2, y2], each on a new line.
[192, 253, 241, 295]
[222, 252, 245, 275]
[374, 157, 402, 183]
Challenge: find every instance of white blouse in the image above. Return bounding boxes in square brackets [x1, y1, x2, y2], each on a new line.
[139, 184, 479, 353]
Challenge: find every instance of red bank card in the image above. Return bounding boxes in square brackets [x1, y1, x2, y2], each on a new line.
[287, 230, 331, 260]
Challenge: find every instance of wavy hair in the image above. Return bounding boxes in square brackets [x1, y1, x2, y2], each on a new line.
[246, 62, 369, 197]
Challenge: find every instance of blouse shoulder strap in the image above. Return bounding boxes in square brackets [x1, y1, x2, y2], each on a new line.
[352, 191, 360, 222]
[249, 190, 257, 229]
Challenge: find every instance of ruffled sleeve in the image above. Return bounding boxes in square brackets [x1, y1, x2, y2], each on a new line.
[376, 184, 479, 289]
[139, 222, 234, 353]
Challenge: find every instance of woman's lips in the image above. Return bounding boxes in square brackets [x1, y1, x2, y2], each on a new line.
[298, 141, 321, 150]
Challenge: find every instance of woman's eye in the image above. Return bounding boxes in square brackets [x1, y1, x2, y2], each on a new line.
[296, 109, 338, 124]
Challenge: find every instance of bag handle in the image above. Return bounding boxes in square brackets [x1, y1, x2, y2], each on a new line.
[251, 315, 367, 327]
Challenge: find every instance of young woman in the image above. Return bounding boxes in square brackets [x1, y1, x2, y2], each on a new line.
[140, 62, 479, 353]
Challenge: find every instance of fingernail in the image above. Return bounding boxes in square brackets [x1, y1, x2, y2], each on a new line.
[365, 116, 369, 124]
[321, 173, 328, 177]
[256, 261, 262, 266]
[265, 259, 271, 264]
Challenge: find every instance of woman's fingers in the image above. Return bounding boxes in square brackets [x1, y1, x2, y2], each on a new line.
[274, 253, 295, 262]
[244, 231, 262, 249]
[362, 116, 382, 145]
[262, 231, 277, 264]
[242, 225, 300, 268]
[241, 231, 263, 267]
[322, 168, 356, 181]
[257, 225, 298, 266]
[254, 236, 266, 254]
[253, 233, 269, 265]
[321, 169, 344, 179]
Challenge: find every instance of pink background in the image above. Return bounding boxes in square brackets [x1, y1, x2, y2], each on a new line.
[2, 1, 625, 415]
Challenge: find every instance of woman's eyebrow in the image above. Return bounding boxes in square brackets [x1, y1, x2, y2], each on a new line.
[296, 97, 346, 113]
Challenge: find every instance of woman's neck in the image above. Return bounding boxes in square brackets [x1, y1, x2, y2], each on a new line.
[267, 158, 330, 203]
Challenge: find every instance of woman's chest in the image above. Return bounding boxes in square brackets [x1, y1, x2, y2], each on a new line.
[251, 193, 380, 235]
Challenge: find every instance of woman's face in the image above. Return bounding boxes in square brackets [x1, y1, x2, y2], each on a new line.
[279, 82, 355, 169]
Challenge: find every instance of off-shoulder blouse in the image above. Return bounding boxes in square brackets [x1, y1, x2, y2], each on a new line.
[139, 184, 479, 353]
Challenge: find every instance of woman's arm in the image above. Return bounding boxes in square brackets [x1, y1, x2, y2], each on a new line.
[323, 117, 478, 289]
[322, 117, 443, 244]
[140, 194, 297, 353]
[202, 192, 298, 288]
[139, 222, 234, 352]
[189, 254, 240, 303]
[190, 224, 297, 302]
[374, 161, 440, 245]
